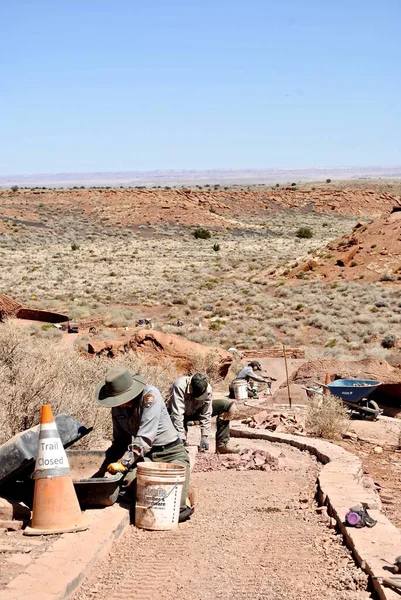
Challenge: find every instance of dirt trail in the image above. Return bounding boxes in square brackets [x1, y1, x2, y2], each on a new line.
[73, 439, 371, 600]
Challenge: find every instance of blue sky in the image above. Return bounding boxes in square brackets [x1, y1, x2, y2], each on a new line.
[1, 0, 400, 174]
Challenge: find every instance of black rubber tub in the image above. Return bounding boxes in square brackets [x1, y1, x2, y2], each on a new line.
[67, 450, 123, 507]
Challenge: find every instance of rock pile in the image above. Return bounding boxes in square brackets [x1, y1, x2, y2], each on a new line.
[88, 329, 233, 377]
[242, 410, 306, 435]
[194, 449, 279, 472]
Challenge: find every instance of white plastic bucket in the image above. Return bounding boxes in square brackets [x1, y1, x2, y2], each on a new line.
[233, 379, 248, 400]
[135, 461, 186, 531]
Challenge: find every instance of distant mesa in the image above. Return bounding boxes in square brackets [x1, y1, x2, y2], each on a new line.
[1, 166, 401, 187]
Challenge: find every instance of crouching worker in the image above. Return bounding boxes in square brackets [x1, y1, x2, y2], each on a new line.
[168, 373, 239, 454]
[229, 361, 274, 399]
[92, 366, 193, 522]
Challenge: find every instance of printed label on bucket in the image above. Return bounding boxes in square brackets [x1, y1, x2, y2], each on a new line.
[144, 487, 168, 510]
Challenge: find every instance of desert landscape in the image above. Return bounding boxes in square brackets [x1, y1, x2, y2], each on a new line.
[1, 177, 401, 600]
[1, 179, 400, 355]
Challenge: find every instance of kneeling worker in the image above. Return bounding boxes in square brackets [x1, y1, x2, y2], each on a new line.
[229, 361, 274, 399]
[168, 373, 239, 454]
[92, 366, 193, 522]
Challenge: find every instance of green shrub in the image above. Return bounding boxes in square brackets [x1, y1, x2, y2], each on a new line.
[193, 228, 211, 240]
[380, 272, 396, 282]
[381, 334, 397, 349]
[71, 242, 80, 251]
[10, 185, 19, 192]
[296, 227, 313, 239]
[213, 243, 220, 252]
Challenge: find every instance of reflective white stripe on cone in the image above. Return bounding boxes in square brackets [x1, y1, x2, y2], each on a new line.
[24, 404, 87, 535]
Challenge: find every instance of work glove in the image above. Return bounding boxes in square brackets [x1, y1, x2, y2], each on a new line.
[107, 462, 128, 475]
[198, 436, 209, 452]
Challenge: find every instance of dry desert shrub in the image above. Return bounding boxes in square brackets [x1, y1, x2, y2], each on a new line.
[306, 393, 349, 440]
[225, 354, 244, 381]
[188, 350, 224, 385]
[0, 321, 178, 447]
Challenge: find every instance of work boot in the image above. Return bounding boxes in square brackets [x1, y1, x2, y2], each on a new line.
[179, 506, 194, 523]
[216, 442, 240, 454]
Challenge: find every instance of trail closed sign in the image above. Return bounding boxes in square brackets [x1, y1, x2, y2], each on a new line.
[33, 423, 71, 479]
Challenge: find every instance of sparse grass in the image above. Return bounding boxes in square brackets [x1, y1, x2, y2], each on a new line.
[306, 393, 349, 440]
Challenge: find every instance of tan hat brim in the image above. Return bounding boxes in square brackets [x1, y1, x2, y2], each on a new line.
[95, 375, 147, 408]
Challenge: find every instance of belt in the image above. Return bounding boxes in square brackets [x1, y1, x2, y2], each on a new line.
[149, 438, 182, 454]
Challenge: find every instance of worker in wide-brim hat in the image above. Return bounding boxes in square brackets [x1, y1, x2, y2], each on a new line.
[229, 361, 276, 399]
[92, 366, 193, 522]
[167, 373, 240, 454]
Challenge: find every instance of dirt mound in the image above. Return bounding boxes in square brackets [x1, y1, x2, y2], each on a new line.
[290, 357, 401, 385]
[243, 409, 306, 435]
[0, 295, 24, 320]
[88, 329, 233, 377]
[193, 449, 279, 472]
[287, 209, 401, 283]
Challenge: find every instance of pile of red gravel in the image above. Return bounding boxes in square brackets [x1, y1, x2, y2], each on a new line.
[193, 449, 280, 473]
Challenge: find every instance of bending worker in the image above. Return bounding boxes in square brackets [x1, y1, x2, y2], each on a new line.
[92, 366, 193, 522]
[229, 360, 275, 399]
[168, 373, 239, 454]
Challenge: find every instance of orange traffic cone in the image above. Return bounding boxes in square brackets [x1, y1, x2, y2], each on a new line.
[24, 405, 87, 536]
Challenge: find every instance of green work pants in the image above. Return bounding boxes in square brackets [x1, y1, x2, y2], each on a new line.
[184, 398, 234, 445]
[121, 442, 190, 512]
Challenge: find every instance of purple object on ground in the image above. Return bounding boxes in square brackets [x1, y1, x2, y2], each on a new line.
[345, 511, 361, 526]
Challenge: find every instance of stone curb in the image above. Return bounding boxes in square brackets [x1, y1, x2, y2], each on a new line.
[0, 447, 198, 600]
[231, 424, 401, 600]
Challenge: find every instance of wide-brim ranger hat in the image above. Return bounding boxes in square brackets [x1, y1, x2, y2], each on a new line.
[95, 366, 147, 408]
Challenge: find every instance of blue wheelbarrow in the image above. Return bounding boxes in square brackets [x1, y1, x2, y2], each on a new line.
[322, 379, 382, 420]
[307, 379, 383, 420]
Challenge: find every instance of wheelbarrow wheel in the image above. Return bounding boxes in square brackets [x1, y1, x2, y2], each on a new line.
[360, 399, 380, 421]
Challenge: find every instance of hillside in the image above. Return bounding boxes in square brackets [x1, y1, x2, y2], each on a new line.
[287, 207, 401, 283]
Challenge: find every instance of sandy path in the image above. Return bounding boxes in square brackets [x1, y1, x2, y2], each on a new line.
[73, 439, 371, 600]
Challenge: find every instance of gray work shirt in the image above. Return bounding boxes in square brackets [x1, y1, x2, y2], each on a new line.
[236, 366, 266, 382]
[101, 384, 178, 468]
[167, 375, 213, 439]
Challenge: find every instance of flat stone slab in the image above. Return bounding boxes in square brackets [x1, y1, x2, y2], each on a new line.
[0, 505, 130, 600]
[231, 423, 401, 600]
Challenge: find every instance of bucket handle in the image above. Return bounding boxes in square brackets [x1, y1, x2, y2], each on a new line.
[145, 478, 181, 510]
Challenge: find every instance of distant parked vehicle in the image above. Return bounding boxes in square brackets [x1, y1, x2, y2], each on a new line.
[136, 318, 152, 326]
[67, 322, 79, 333]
